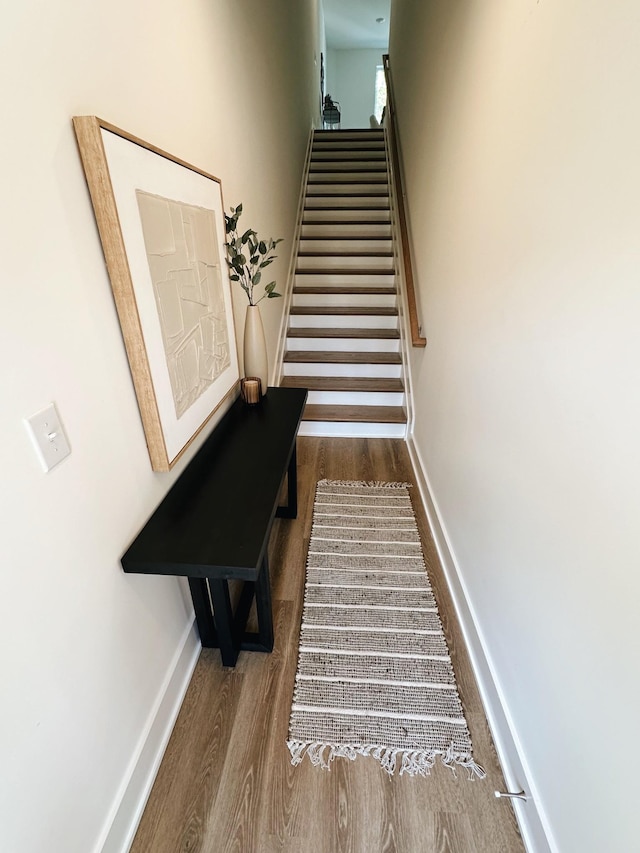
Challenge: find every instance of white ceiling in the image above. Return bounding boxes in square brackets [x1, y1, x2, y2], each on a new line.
[323, 0, 391, 50]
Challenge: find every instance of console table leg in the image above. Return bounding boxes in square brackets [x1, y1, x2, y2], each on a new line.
[276, 442, 298, 519]
[255, 555, 274, 652]
[288, 443, 298, 517]
[188, 578, 218, 648]
[208, 579, 239, 667]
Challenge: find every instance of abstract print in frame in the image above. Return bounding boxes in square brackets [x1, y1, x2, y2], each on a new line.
[73, 116, 240, 471]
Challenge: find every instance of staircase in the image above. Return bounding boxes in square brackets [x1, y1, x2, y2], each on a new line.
[280, 128, 407, 438]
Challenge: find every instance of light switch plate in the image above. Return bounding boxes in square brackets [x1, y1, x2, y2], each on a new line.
[25, 403, 71, 472]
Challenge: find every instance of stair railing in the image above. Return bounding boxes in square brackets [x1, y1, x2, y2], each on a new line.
[383, 54, 427, 348]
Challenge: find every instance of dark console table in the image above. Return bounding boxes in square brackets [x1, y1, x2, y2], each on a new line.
[122, 386, 307, 667]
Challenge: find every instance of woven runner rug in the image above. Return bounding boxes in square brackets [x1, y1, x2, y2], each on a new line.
[287, 480, 485, 779]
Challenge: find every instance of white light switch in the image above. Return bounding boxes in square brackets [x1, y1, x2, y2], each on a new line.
[25, 403, 71, 472]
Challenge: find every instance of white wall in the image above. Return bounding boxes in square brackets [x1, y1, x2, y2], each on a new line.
[0, 2, 319, 851]
[391, 2, 640, 851]
[326, 48, 384, 128]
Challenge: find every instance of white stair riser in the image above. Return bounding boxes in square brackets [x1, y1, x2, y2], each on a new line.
[295, 273, 395, 287]
[286, 337, 399, 353]
[297, 254, 393, 270]
[307, 183, 388, 195]
[288, 315, 398, 329]
[301, 225, 392, 238]
[283, 363, 402, 378]
[314, 132, 384, 140]
[313, 141, 385, 151]
[307, 390, 405, 407]
[308, 172, 388, 182]
[311, 145, 386, 156]
[298, 421, 407, 439]
[305, 196, 389, 209]
[292, 293, 396, 308]
[309, 162, 386, 173]
[300, 239, 393, 253]
[303, 208, 390, 222]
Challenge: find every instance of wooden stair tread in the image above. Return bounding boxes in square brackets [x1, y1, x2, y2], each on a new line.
[304, 206, 391, 212]
[302, 219, 392, 226]
[287, 327, 399, 339]
[308, 177, 388, 184]
[281, 376, 404, 392]
[307, 192, 389, 198]
[303, 404, 407, 424]
[312, 145, 385, 150]
[310, 153, 385, 157]
[310, 159, 386, 163]
[314, 129, 384, 134]
[293, 286, 396, 295]
[299, 235, 390, 240]
[309, 166, 388, 173]
[290, 306, 398, 316]
[296, 268, 395, 276]
[284, 350, 402, 364]
[298, 250, 393, 257]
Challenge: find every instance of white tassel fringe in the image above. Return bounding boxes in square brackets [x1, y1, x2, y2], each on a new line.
[287, 739, 486, 781]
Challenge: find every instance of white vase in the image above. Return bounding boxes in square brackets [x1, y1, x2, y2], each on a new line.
[243, 304, 268, 396]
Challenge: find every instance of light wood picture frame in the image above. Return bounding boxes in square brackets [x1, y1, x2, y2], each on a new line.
[73, 116, 240, 471]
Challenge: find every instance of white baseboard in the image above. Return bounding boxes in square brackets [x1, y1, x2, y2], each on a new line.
[406, 434, 556, 853]
[96, 620, 201, 853]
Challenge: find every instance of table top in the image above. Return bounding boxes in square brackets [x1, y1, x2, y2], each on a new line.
[121, 387, 307, 581]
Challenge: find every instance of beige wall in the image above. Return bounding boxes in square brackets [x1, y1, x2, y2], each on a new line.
[391, 2, 640, 851]
[0, 1, 319, 850]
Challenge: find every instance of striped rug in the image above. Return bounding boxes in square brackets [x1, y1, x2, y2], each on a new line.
[287, 480, 485, 779]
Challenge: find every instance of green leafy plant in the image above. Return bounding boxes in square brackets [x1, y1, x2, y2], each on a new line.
[224, 204, 283, 306]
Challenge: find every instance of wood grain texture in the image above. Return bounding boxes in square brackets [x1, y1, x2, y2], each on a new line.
[286, 328, 400, 340]
[292, 287, 397, 295]
[130, 438, 524, 853]
[72, 116, 238, 472]
[72, 115, 169, 470]
[280, 377, 404, 392]
[303, 404, 407, 424]
[284, 350, 402, 364]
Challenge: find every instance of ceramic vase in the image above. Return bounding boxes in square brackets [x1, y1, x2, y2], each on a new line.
[243, 304, 268, 396]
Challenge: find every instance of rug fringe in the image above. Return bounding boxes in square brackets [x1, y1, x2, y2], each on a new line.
[316, 479, 412, 489]
[286, 740, 486, 781]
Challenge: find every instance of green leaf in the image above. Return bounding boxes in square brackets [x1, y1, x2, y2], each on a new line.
[258, 241, 266, 254]
[250, 255, 259, 265]
[265, 281, 275, 293]
[267, 291, 281, 298]
[253, 271, 262, 285]
[230, 274, 240, 281]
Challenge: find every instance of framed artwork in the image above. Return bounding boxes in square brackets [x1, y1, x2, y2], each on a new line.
[73, 116, 240, 471]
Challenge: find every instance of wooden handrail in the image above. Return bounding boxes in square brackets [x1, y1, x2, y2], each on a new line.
[383, 54, 427, 348]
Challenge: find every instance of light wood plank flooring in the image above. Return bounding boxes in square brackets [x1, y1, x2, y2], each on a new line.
[130, 438, 523, 853]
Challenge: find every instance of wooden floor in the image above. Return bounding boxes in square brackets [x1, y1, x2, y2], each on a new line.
[130, 438, 524, 853]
